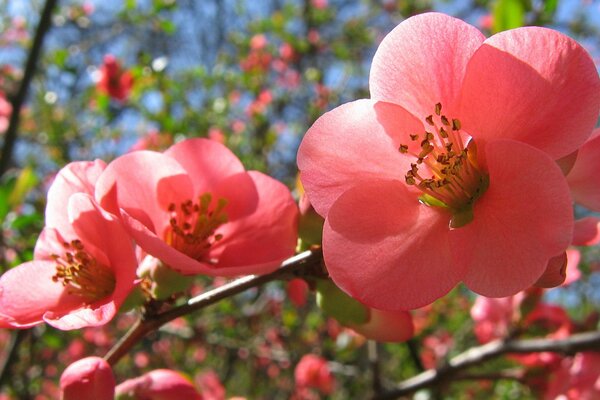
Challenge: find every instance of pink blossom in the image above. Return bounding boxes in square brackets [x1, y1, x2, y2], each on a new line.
[0, 161, 138, 329]
[294, 354, 335, 395]
[0, 91, 11, 133]
[208, 127, 225, 144]
[196, 370, 225, 400]
[287, 278, 309, 307]
[60, 357, 115, 400]
[250, 34, 268, 51]
[470, 296, 516, 343]
[544, 352, 600, 399]
[297, 12, 600, 310]
[116, 369, 203, 400]
[129, 131, 173, 152]
[96, 138, 298, 276]
[97, 55, 133, 101]
[310, 0, 328, 10]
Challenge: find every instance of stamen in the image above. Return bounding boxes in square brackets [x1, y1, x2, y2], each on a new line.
[398, 103, 489, 228]
[51, 240, 115, 303]
[164, 193, 229, 262]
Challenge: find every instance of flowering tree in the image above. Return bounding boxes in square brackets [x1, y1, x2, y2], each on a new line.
[0, 1, 599, 399]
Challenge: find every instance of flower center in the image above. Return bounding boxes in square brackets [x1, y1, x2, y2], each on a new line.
[164, 192, 228, 263]
[51, 239, 116, 302]
[399, 103, 489, 228]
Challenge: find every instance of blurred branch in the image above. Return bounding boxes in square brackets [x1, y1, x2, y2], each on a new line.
[375, 330, 600, 399]
[0, 0, 59, 176]
[104, 248, 325, 366]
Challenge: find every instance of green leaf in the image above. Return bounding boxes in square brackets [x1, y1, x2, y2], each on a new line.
[8, 167, 38, 207]
[316, 279, 369, 325]
[493, 0, 525, 33]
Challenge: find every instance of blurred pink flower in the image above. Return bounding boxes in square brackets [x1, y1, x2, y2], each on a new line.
[208, 127, 225, 144]
[294, 354, 335, 395]
[116, 369, 202, 400]
[60, 357, 115, 400]
[287, 278, 309, 307]
[310, 0, 328, 10]
[97, 54, 133, 101]
[0, 161, 138, 329]
[96, 138, 298, 276]
[129, 130, 173, 152]
[250, 34, 268, 50]
[0, 91, 12, 133]
[196, 370, 225, 400]
[470, 296, 516, 343]
[544, 352, 600, 399]
[298, 12, 600, 310]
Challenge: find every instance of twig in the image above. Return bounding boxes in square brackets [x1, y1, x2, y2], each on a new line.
[375, 330, 600, 399]
[368, 340, 382, 396]
[104, 249, 325, 366]
[0, 0, 59, 176]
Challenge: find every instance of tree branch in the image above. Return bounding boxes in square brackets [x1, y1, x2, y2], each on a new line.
[104, 248, 325, 366]
[0, 0, 59, 176]
[375, 330, 600, 399]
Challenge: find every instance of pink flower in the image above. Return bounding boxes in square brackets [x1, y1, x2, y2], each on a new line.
[96, 138, 298, 276]
[287, 278, 310, 307]
[196, 370, 225, 400]
[0, 91, 11, 133]
[115, 369, 203, 400]
[0, 161, 138, 329]
[294, 354, 335, 395]
[470, 296, 516, 343]
[544, 352, 600, 400]
[97, 55, 133, 101]
[297, 12, 600, 310]
[60, 357, 115, 400]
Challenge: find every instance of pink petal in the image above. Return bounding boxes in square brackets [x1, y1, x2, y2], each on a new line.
[349, 309, 414, 343]
[69, 194, 137, 308]
[323, 180, 465, 311]
[213, 171, 298, 276]
[44, 302, 117, 330]
[119, 210, 217, 275]
[165, 138, 245, 193]
[534, 252, 567, 289]
[297, 99, 422, 217]
[460, 28, 600, 160]
[45, 160, 106, 237]
[95, 150, 193, 234]
[457, 139, 574, 297]
[573, 217, 600, 246]
[0, 261, 80, 328]
[563, 248, 581, 286]
[370, 12, 485, 118]
[567, 129, 600, 211]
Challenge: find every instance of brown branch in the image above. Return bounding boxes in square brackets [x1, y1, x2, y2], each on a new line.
[375, 330, 600, 399]
[104, 248, 324, 366]
[0, 0, 59, 176]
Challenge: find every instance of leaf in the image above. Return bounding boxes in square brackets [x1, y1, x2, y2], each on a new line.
[316, 279, 369, 325]
[492, 0, 525, 33]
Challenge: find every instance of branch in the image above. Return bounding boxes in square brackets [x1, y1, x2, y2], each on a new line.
[0, 0, 59, 176]
[375, 330, 600, 399]
[104, 248, 324, 366]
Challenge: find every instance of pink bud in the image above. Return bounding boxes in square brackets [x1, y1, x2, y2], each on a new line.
[60, 357, 115, 400]
[116, 369, 202, 400]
